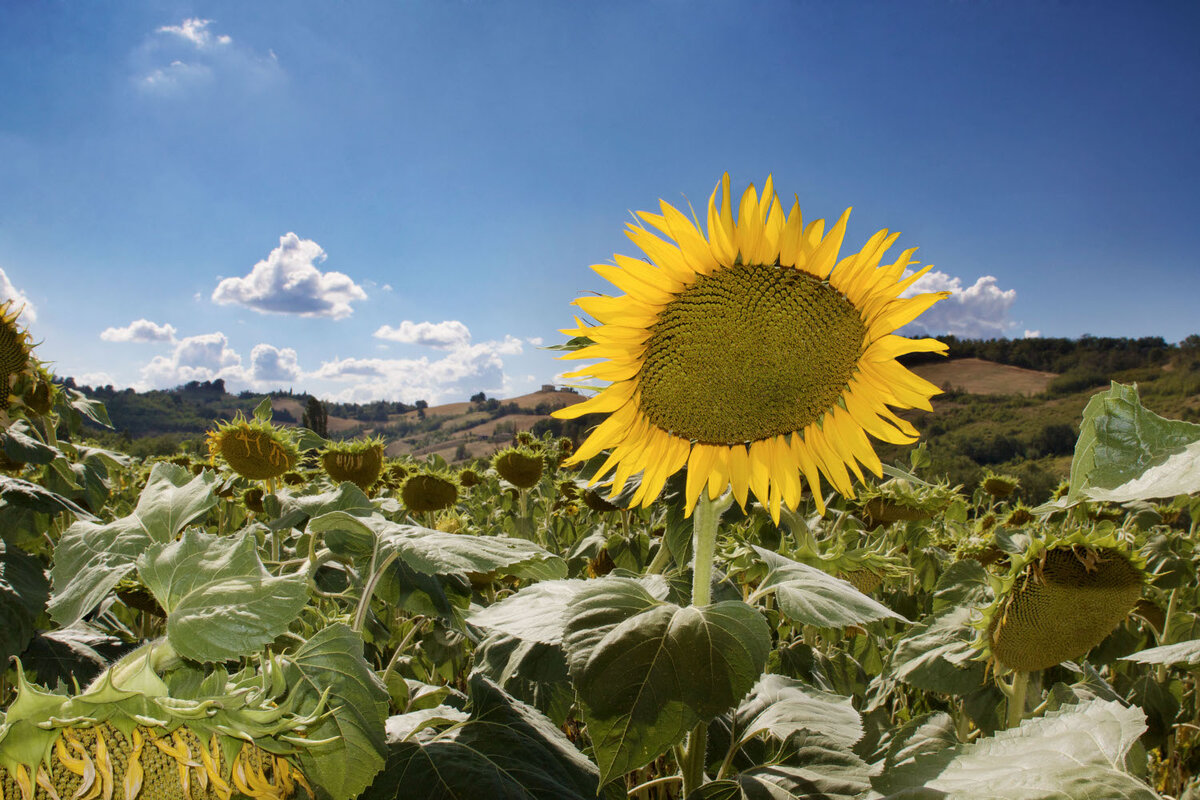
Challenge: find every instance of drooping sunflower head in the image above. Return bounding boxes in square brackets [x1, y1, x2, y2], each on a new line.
[0, 300, 36, 418]
[206, 414, 300, 482]
[972, 528, 1145, 673]
[320, 437, 386, 491]
[554, 174, 950, 521]
[400, 470, 459, 513]
[492, 446, 545, 489]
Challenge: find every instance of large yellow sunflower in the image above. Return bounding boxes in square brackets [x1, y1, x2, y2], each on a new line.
[553, 174, 950, 522]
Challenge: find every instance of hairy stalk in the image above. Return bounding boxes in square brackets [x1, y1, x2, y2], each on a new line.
[679, 493, 726, 796]
[1004, 670, 1030, 729]
[352, 550, 400, 633]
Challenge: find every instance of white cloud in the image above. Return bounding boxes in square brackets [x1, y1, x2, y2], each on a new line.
[374, 320, 471, 348]
[0, 268, 36, 322]
[1024, 329, 1042, 339]
[248, 344, 301, 385]
[157, 19, 232, 49]
[138, 18, 280, 95]
[899, 270, 1018, 339]
[75, 372, 118, 388]
[311, 336, 524, 404]
[526, 336, 544, 346]
[100, 319, 177, 343]
[139, 332, 243, 389]
[212, 233, 367, 319]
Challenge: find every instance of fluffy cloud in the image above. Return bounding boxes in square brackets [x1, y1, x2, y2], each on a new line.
[374, 320, 471, 348]
[139, 332, 242, 389]
[248, 344, 301, 385]
[311, 336, 524, 404]
[212, 233, 367, 319]
[0, 268, 36, 322]
[100, 319, 177, 343]
[899, 271, 1018, 339]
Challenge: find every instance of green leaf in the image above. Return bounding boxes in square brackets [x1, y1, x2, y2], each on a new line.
[1064, 382, 1200, 505]
[1122, 639, 1200, 666]
[891, 561, 991, 696]
[285, 624, 389, 800]
[690, 760, 871, 800]
[65, 389, 113, 428]
[361, 674, 599, 800]
[752, 547, 908, 628]
[563, 577, 770, 783]
[146, 530, 307, 663]
[167, 574, 308, 663]
[0, 475, 93, 518]
[734, 674, 862, 751]
[132, 462, 217, 542]
[137, 528, 264, 614]
[0, 541, 49, 666]
[1, 420, 60, 465]
[310, 512, 567, 580]
[48, 516, 149, 625]
[20, 625, 126, 688]
[468, 579, 590, 644]
[873, 699, 1158, 799]
[48, 465, 219, 625]
[253, 396, 274, 420]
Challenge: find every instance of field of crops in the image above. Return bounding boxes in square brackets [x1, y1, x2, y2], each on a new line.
[4, 177, 1200, 800]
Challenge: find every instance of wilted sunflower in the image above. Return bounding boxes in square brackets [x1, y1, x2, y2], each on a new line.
[554, 174, 950, 521]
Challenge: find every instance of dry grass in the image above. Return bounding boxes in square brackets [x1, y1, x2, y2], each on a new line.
[912, 358, 1057, 397]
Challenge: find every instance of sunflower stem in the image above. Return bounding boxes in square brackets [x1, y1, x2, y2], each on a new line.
[679, 493, 728, 796]
[1005, 670, 1030, 729]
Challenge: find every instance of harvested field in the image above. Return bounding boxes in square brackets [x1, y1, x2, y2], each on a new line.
[911, 358, 1057, 397]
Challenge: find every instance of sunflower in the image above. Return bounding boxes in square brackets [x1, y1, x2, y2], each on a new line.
[553, 174, 950, 521]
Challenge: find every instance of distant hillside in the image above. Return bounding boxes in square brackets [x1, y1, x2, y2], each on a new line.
[63, 335, 1200, 499]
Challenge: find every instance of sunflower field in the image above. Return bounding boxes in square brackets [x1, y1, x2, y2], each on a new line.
[4, 178, 1200, 800]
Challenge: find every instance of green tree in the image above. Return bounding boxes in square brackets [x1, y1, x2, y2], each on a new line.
[302, 396, 328, 437]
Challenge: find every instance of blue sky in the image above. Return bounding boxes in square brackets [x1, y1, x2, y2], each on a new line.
[1, 1, 1197, 404]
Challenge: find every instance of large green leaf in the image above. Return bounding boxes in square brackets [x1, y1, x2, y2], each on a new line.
[48, 516, 149, 625]
[1122, 639, 1200, 666]
[361, 675, 600, 800]
[873, 699, 1158, 799]
[140, 529, 307, 663]
[0, 475, 93, 518]
[891, 562, 991, 696]
[20, 625, 127, 688]
[285, 624, 389, 800]
[48, 465, 219, 624]
[733, 674, 863, 751]
[752, 547, 908, 628]
[0, 541, 49, 665]
[562, 577, 770, 783]
[132, 462, 218, 542]
[469, 579, 590, 644]
[1, 420, 60, 465]
[137, 528, 264, 613]
[310, 511, 566, 580]
[691, 759, 871, 800]
[1064, 382, 1200, 505]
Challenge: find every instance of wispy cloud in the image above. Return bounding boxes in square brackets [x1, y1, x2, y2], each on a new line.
[900, 270, 1018, 339]
[0, 267, 37, 322]
[212, 233, 367, 319]
[136, 18, 280, 95]
[156, 18, 232, 49]
[374, 320, 472, 349]
[100, 318, 177, 343]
